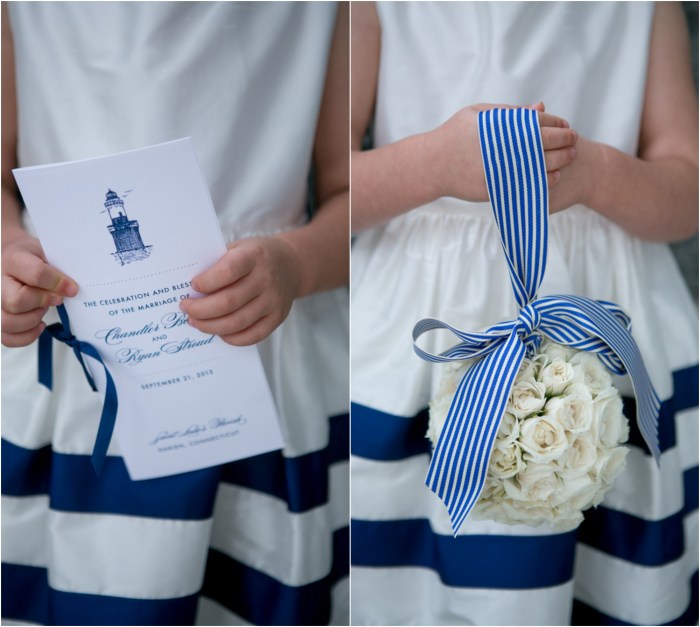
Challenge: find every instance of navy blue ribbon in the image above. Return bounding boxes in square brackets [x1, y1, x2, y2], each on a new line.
[38, 304, 118, 474]
[413, 108, 661, 534]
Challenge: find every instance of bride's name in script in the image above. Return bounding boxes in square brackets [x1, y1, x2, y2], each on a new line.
[95, 311, 189, 345]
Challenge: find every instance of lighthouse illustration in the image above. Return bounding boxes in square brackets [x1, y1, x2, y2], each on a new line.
[102, 189, 152, 265]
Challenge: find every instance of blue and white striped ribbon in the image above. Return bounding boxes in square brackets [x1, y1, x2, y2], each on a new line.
[413, 108, 661, 535]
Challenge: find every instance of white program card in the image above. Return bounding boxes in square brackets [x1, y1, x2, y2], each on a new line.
[14, 138, 284, 480]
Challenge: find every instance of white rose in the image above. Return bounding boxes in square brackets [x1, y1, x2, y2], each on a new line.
[550, 473, 599, 517]
[489, 441, 525, 479]
[472, 499, 507, 523]
[519, 414, 569, 462]
[590, 446, 628, 485]
[501, 496, 556, 525]
[593, 388, 628, 447]
[435, 363, 466, 397]
[497, 411, 520, 445]
[551, 511, 585, 532]
[538, 359, 576, 395]
[508, 380, 547, 419]
[516, 354, 547, 383]
[590, 483, 610, 508]
[427, 393, 452, 446]
[570, 352, 613, 397]
[544, 384, 593, 435]
[540, 341, 577, 363]
[472, 480, 508, 522]
[556, 432, 597, 475]
[512, 464, 560, 502]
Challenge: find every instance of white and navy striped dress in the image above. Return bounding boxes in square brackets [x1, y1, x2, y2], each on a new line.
[351, 2, 697, 625]
[2, 3, 348, 625]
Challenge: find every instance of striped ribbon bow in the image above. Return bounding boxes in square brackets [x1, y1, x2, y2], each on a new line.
[413, 108, 661, 535]
[38, 304, 118, 474]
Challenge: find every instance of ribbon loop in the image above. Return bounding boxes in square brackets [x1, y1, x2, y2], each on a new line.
[414, 108, 661, 535]
[38, 305, 118, 474]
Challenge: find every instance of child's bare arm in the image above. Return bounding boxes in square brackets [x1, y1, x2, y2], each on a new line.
[350, 3, 577, 234]
[550, 2, 698, 242]
[1, 4, 77, 348]
[181, 4, 349, 347]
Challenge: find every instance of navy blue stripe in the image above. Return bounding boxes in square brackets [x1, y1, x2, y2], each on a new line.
[351, 365, 697, 462]
[202, 525, 348, 626]
[2, 413, 346, 519]
[682, 465, 699, 515]
[352, 467, 697, 578]
[350, 403, 429, 460]
[571, 570, 698, 626]
[2, 438, 221, 520]
[2, 562, 49, 625]
[220, 413, 348, 513]
[1, 563, 199, 626]
[626, 364, 697, 454]
[1, 439, 51, 495]
[577, 467, 698, 567]
[351, 518, 577, 589]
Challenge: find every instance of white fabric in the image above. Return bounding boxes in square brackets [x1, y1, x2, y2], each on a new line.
[351, 568, 576, 626]
[209, 463, 349, 587]
[574, 512, 698, 625]
[4, 2, 348, 625]
[351, 2, 698, 625]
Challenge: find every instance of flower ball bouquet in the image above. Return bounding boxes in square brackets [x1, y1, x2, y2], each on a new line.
[428, 340, 630, 530]
[414, 108, 659, 536]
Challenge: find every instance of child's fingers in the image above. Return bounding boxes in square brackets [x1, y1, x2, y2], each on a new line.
[538, 111, 570, 129]
[221, 315, 275, 347]
[181, 275, 259, 320]
[5, 248, 77, 296]
[191, 246, 257, 294]
[188, 295, 269, 337]
[1, 322, 46, 348]
[2, 276, 62, 314]
[2, 307, 49, 334]
[547, 171, 561, 187]
[544, 146, 576, 172]
[472, 102, 544, 112]
[541, 128, 578, 151]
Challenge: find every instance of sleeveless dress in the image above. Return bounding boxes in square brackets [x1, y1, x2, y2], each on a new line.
[351, 3, 698, 625]
[2, 3, 349, 625]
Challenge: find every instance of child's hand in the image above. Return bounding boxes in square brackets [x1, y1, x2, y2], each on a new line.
[1, 231, 78, 347]
[548, 135, 602, 214]
[180, 236, 301, 347]
[433, 102, 578, 202]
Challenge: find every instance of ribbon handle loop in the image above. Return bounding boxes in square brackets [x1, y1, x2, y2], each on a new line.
[414, 108, 661, 535]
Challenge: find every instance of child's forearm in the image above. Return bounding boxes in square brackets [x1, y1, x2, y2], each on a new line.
[586, 141, 698, 242]
[351, 130, 444, 234]
[352, 106, 575, 234]
[276, 189, 349, 298]
[1, 186, 26, 247]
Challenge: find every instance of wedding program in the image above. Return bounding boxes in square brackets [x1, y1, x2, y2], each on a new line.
[14, 139, 284, 480]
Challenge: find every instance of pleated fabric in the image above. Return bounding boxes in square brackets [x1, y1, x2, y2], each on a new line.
[351, 2, 698, 625]
[3, 3, 348, 625]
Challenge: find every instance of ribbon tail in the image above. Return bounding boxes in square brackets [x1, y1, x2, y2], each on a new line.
[75, 350, 98, 392]
[79, 343, 119, 475]
[426, 331, 526, 534]
[91, 368, 117, 475]
[38, 329, 54, 390]
[565, 296, 661, 463]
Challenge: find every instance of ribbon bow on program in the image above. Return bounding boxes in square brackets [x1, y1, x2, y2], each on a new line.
[38, 304, 118, 474]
